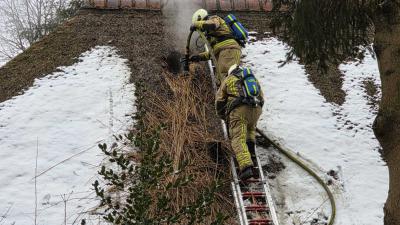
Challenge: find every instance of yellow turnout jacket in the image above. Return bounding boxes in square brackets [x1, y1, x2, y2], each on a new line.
[215, 74, 264, 119]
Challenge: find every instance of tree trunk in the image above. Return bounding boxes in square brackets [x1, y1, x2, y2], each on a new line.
[373, 3, 400, 224]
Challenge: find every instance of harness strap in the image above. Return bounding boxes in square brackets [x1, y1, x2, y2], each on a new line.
[227, 96, 263, 116]
[216, 34, 236, 43]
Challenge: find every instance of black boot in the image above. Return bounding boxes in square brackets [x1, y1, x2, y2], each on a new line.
[247, 141, 257, 164]
[246, 141, 260, 178]
[239, 166, 254, 181]
[247, 141, 256, 156]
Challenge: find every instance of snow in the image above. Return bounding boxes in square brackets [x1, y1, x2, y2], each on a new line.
[0, 46, 135, 225]
[243, 37, 389, 225]
[0, 59, 8, 67]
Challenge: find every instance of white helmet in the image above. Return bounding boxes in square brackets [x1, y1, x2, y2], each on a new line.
[228, 64, 241, 76]
[192, 9, 208, 24]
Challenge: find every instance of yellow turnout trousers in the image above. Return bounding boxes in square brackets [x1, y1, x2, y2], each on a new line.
[216, 48, 241, 85]
[228, 105, 262, 170]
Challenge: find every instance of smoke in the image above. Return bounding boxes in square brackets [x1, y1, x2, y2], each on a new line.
[163, 0, 202, 51]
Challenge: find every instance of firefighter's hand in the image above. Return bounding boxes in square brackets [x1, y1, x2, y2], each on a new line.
[189, 55, 201, 62]
[190, 25, 197, 32]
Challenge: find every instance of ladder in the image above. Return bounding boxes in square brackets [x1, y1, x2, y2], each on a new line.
[203, 44, 280, 225]
[229, 144, 280, 225]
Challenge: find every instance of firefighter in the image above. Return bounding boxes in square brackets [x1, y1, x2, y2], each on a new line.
[189, 9, 242, 85]
[215, 64, 264, 180]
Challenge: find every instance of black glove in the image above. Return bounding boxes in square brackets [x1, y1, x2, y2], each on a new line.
[238, 40, 246, 48]
[189, 55, 201, 62]
[190, 25, 197, 32]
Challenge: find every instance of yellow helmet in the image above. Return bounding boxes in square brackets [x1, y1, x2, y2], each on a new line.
[192, 9, 208, 24]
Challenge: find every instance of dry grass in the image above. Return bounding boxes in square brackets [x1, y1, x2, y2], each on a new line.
[142, 65, 237, 224]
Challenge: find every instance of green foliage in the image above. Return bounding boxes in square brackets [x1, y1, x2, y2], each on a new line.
[271, 0, 380, 69]
[92, 82, 227, 225]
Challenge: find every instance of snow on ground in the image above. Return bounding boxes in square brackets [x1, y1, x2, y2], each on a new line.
[0, 46, 135, 225]
[243, 37, 388, 225]
[0, 58, 8, 67]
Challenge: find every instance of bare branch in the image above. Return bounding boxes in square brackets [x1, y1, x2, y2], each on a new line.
[0, 0, 80, 60]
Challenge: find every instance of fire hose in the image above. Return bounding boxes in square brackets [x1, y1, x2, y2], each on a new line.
[256, 128, 336, 225]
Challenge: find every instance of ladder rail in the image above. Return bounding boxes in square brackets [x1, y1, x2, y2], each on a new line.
[230, 155, 249, 225]
[232, 182, 245, 225]
[205, 43, 247, 225]
[235, 178, 250, 225]
[199, 32, 279, 225]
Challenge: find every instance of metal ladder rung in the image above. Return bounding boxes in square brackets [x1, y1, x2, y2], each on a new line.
[242, 192, 266, 198]
[243, 178, 265, 184]
[245, 204, 269, 212]
[249, 218, 273, 225]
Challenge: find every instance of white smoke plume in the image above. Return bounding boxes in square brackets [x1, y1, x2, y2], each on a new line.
[162, 0, 203, 51]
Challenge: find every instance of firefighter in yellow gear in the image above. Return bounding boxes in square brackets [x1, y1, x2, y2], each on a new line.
[189, 9, 242, 85]
[215, 64, 264, 180]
